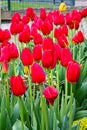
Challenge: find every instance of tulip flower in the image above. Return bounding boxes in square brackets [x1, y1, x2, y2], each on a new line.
[32, 45, 42, 61]
[58, 35, 68, 48]
[66, 61, 80, 83]
[40, 8, 46, 21]
[43, 86, 58, 105]
[42, 37, 54, 51]
[60, 48, 72, 67]
[26, 7, 35, 21]
[21, 48, 33, 66]
[22, 15, 30, 24]
[72, 31, 84, 44]
[34, 33, 43, 45]
[59, 2, 67, 12]
[31, 63, 46, 84]
[10, 43, 19, 59]
[42, 50, 57, 69]
[10, 75, 27, 96]
[11, 12, 21, 23]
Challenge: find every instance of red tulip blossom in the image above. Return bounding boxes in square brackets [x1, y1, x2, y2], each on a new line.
[66, 61, 80, 83]
[11, 12, 21, 23]
[54, 44, 61, 61]
[60, 48, 72, 67]
[58, 35, 68, 48]
[40, 8, 46, 21]
[10, 75, 27, 96]
[34, 33, 43, 45]
[42, 50, 57, 69]
[32, 45, 42, 61]
[72, 31, 84, 44]
[31, 63, 46, 84]
[42, 37, 54, 51]
[10, 43, 19, 59]
[26, 7, 35, 21]
[22, 15, 30, 24]
[43, 86, 58, 105]
[4, 29, 11, 41]
[21, 48, 33, 66]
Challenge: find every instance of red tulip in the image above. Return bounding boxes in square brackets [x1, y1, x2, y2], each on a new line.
[21, 48, 33, 66]
[42, 50, 57, 69]
[60, 48, 72, 67]
[34, 33, 43, 45]
[1, 46, 11, 62]
[0, 29, 5, 42]
[81, 8, 87, 18]
[32, 45, 42, 61]
[54, 44, 61, 61]
[40, 8, 46, 20]
[26, 7, 35, 21]
[10, 75, 27, 96]
[1, 40, 10, 48]
[10, 22, 18, 35]
[22, 15, 30, 24]
[4, 29, 11, 41]
[31, 63, 46, 84]
[66, 61, 80, 83]
[10, 43, 19, 59]
[42, 37, 54, 51]
[41, 19, 52, 35]
[58, 35, 68, 48]
[11, 12, 21, 23]
[72, 31, 84, 44]
[43, 86, 58, 105]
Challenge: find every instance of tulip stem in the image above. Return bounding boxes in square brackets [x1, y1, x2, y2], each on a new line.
[73, 44, 75, 60]
[56, 64, 60, 119]
[50, 69, 53, 85]
[69, 84, 73, 130]
[19, 97, 24, 130]
[65, 72, 68, 114]
[79, 44, 81, 64]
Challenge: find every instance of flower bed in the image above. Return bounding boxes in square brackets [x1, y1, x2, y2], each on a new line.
[0, 4, 87, 130]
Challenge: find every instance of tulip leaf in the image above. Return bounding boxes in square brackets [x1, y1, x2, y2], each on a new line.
[60, 115, 69, 130]
[75, 78, 87, 103]
[11, 101, 20, 126]
[72, 123, 80, 130]
[6, 111, 12, 130]
[74, 110, 87, 120]
[12, 120, 29, 130]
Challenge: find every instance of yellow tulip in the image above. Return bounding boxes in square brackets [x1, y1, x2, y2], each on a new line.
[59, 2, 67, 12]
[24, 66, 28, 75]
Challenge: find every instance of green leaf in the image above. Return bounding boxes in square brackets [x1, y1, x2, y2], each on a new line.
[11, 101, 20, 126]
[12, 120, 29, 130]
[72, 123, 80, 130]
[60, 115, 69, 130]
[75, 110, 87, 120]
[6, 111, 12, 130]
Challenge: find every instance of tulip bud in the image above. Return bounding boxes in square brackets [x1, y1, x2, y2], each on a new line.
[31, 63, 46, 84]
[66, 61, 80, 83]
[59, 2, 67, 12]
[10, 75, 27, 96]
[43, 86, 58, 105]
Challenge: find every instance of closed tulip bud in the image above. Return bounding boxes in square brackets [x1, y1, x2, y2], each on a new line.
[42, 50, 57, 69]
[22, 15, 30, 24]
[59, 2, 67, 12]
[40, 8, 46, 20]
[43, 86, 58, 105]
[10, 75, 27, 96]
[10, 43, 19, 59]
[2, 61, 8, 73]
[26, 7, 35, 21]
[58, 35, 68, 48]
[60, 48, 72, 67]
[31, 63, 46, 84]
[34, 33, 43, 45]
[42, 37, 54, 51]
[32, 45, 42, 61]
[1, 46, 11, 62]
[4, 29, 11, 41]
[21, 48, 33, 66]
[12, 12, 21, 23]
[66, 61, 80, 83]
[54, 44, 61, 61]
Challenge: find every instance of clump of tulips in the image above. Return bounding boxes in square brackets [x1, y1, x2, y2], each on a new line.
[0, 6, 87, 130]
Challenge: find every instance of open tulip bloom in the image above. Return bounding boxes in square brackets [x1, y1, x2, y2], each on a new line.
[0, 6, 87, 130]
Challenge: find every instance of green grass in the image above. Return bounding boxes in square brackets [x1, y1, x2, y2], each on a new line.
[0, 1, 58, 10]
